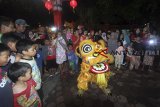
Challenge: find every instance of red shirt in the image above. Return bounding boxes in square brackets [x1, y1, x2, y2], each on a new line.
[71, 35, 80, 50]
[46, 46, 56, 60]
[13, 79, 41, 107]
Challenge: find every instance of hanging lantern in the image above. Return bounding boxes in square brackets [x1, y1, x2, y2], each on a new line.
[70, 0, 77, 9]
[45, 0, 53, 11]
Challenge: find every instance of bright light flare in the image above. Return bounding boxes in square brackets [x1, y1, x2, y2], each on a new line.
[51, 26, 57, 32]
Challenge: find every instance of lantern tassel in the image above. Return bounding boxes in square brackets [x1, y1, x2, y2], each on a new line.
[73, 8, 75, 13]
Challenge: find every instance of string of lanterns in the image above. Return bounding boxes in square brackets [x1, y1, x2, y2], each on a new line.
[44, 0, 77, 29]
[44, 0, 77, 12]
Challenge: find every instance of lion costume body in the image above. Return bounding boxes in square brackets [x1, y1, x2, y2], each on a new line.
[75, 39, 114, 94]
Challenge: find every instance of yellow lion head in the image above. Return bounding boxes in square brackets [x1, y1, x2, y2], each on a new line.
[76, 39, 114, 73]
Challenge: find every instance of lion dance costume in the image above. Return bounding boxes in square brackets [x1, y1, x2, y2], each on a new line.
[75, 39, 114, 94]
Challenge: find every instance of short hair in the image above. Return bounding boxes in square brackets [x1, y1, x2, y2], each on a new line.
[8, 62, 31, 83]
[1, 32, 21, 45]
[67, 42, 73, 47]
[16, 39, 35, 54]
[0, 43, 10, 54]
[117, 41, 123, 46]
[0, 16, 13, 27]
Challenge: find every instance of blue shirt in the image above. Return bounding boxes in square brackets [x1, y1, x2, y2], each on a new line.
[35, 49, 43, 68]
[67, 50, 78, 63]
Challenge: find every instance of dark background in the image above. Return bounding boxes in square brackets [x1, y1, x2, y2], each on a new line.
[0, 0, 160, 30]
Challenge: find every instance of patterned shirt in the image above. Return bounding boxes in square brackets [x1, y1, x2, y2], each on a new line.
[19, 58, 41, 90]
[13, 79, 41, 107]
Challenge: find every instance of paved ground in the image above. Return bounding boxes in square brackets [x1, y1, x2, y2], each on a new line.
[42, 65, 160, 107]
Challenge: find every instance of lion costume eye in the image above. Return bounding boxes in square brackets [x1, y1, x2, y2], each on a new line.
[82, 44, 92, 53]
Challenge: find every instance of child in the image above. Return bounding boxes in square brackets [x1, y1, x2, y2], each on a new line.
[56, 32, 68, 79]
[8, 62, 41, 107]
[0, 16, 14, 43]
[131, 37, 143, 70]
[66, 28, 73, 44]
[16, 39, 41, 90]
[67, 44, 79, 74]
[43, 39, 58, 74]
[126, 43, 134, 70]
[0, 43, 13, 107]
[1, 32, 21, 63]
[114, 41, 124, 70]
[35, 43, 44, 75]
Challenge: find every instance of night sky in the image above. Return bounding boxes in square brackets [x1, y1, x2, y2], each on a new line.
[0, 0, 160, 29]
[0, 0, 88, 27]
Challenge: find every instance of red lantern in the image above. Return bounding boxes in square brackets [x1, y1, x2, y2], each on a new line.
[70, 0, 77, 9]
[45, 0, 53, 11]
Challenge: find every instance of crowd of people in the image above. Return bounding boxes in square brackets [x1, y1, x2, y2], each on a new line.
[0, 16, 160, 107]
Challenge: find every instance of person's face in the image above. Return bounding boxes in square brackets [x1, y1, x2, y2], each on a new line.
[16, 24, 26, 32]
[111, 35, 115, 39]
[136, 28, 140, 34]
[67, 29, 71, 33]
[78, 29, 82, 34]
[0, 51, 10, 66]
[136, 37, 140, 42]
[120, 34, 124, 39]
[74, 30, 79, 36]
[116, 30, 120, 34]
[24, 45, 37, 57]
[1, 23, 15, 34]
[21, 69, 32, 81]
[38, 27, 45, 34]
[91, 31, 94, 36]
[8, 42, 17, 52]
[63, 29, 66, 34]
[45, 40, 50, 45]
[107, 34, 110, 38]
[118, 42, 121, 46]
[57, 32, 61, 37]
[70, 29, 74, 34]
[29, 31, 34, 38]
[84, 31, 88, 35]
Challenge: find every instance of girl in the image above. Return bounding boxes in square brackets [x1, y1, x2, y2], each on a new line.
[114, 41, 124, 70]
[56, 32, 68, 79]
